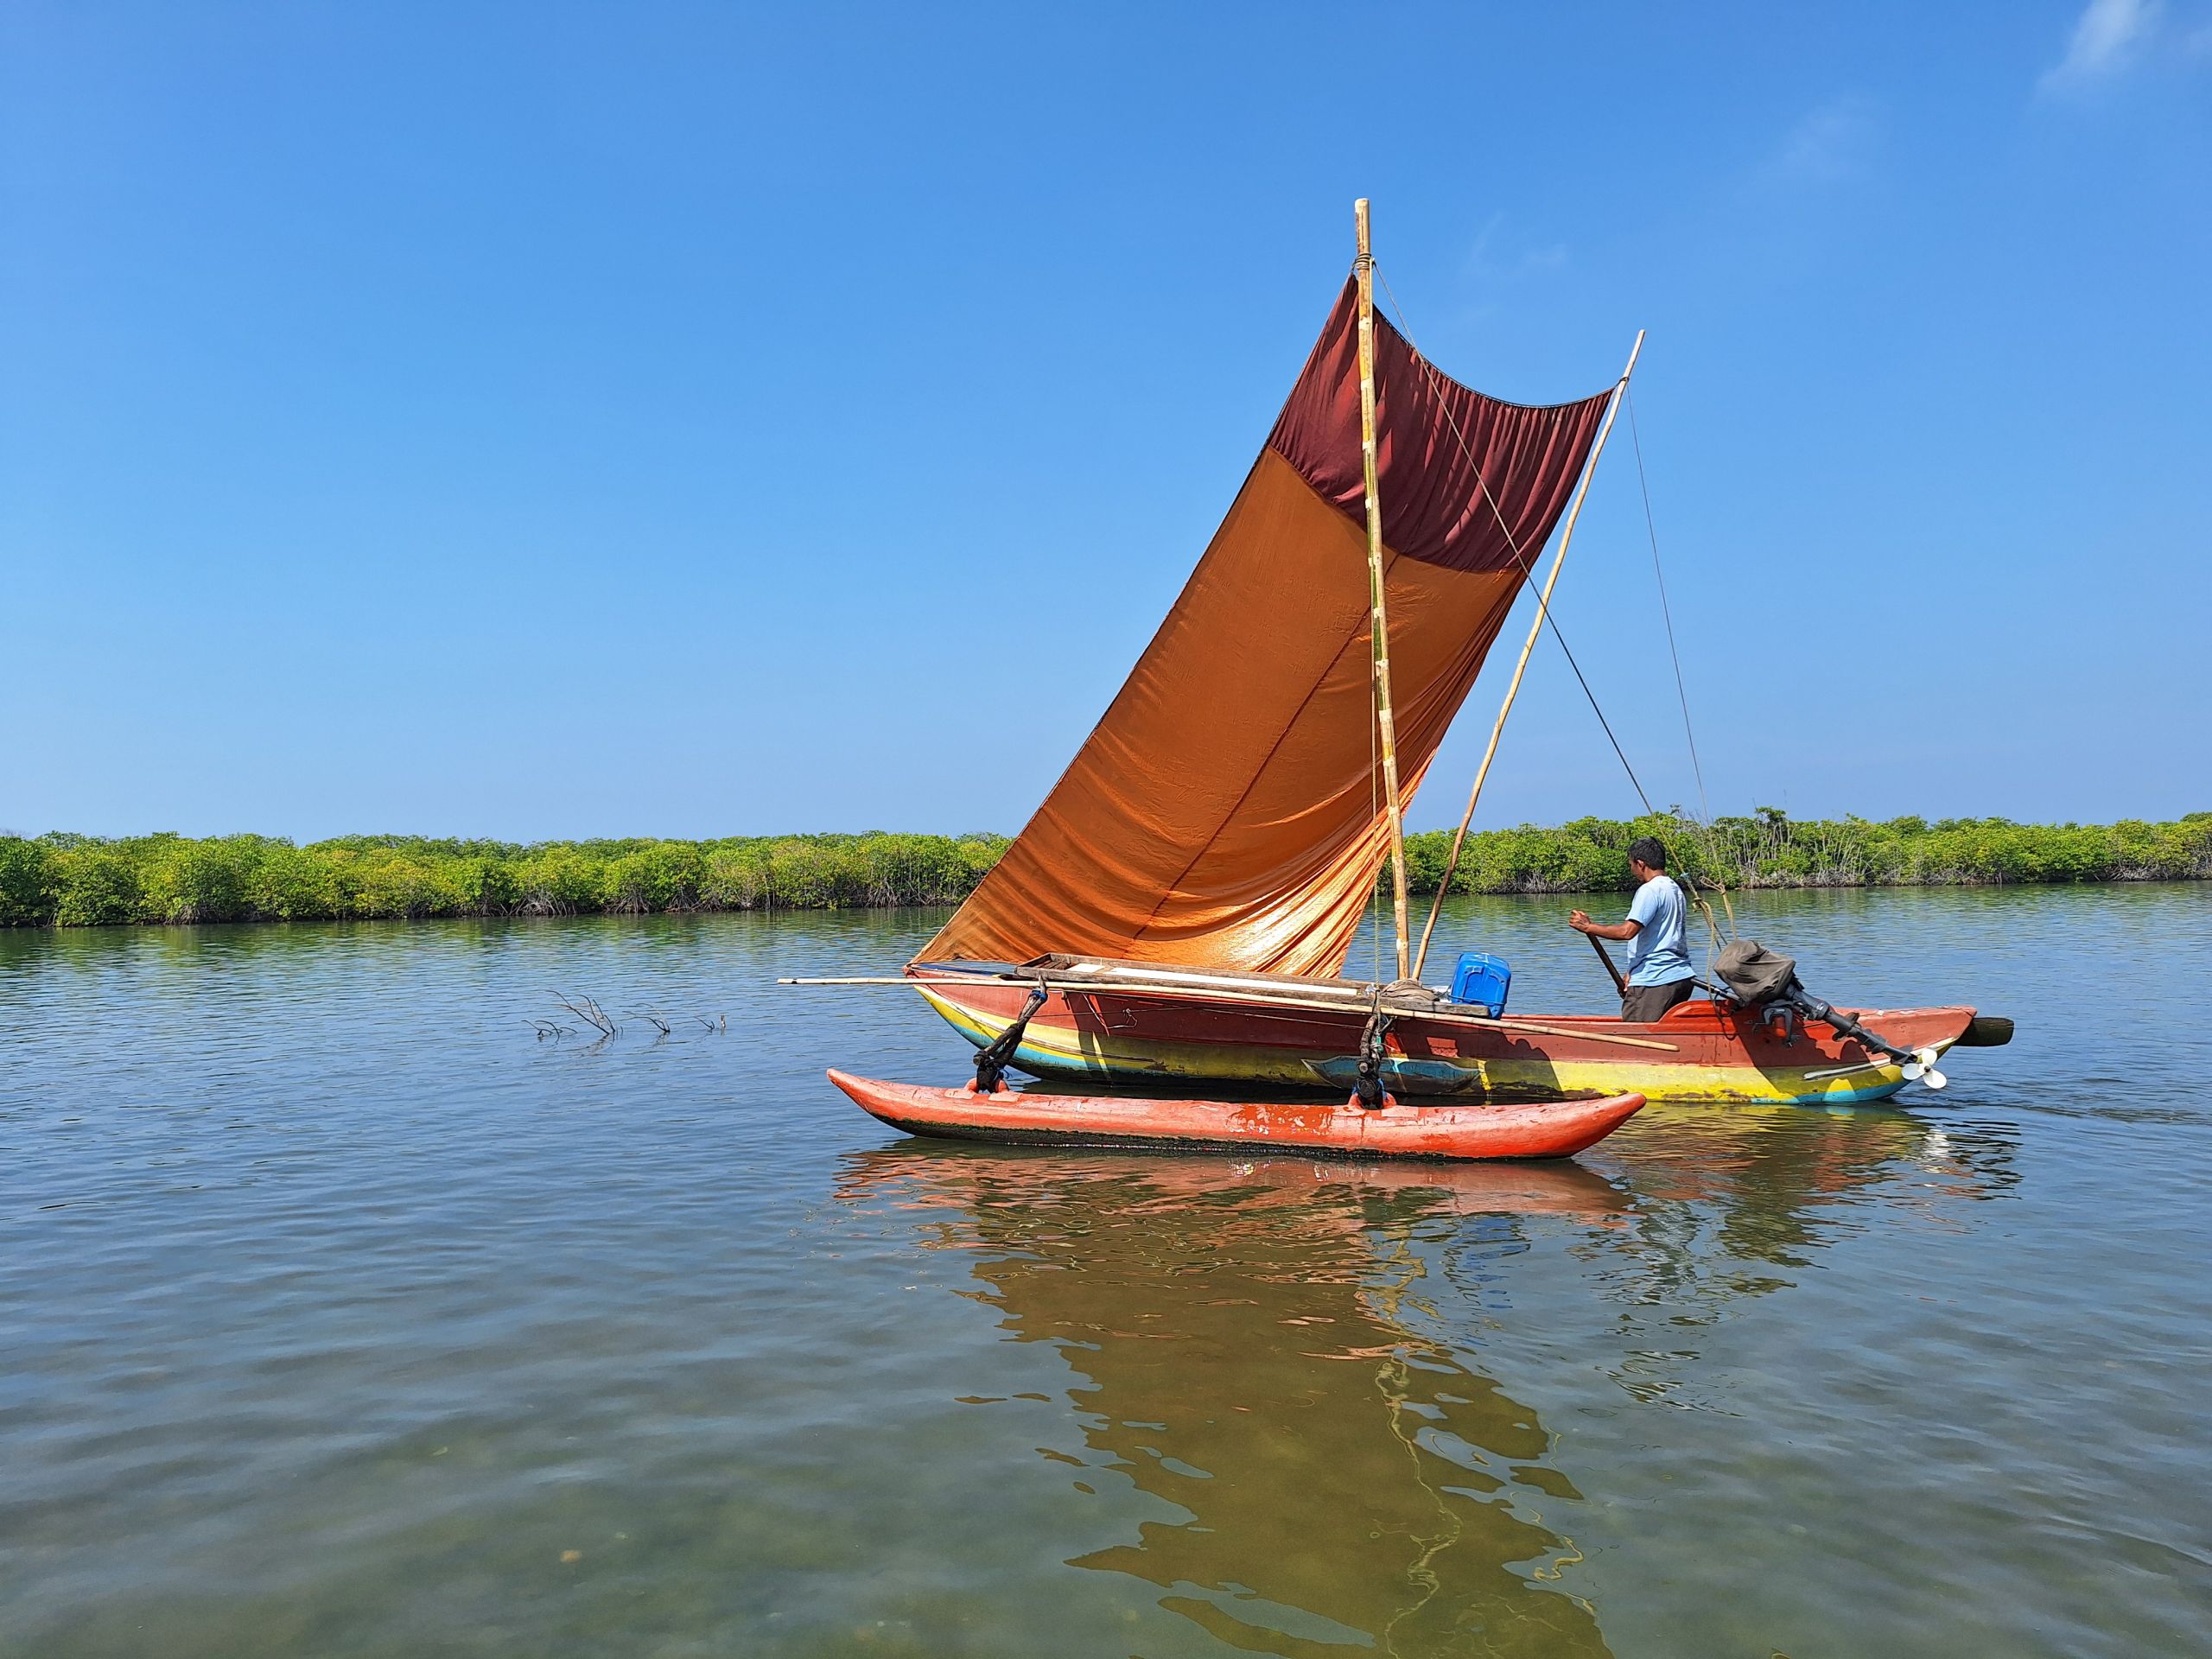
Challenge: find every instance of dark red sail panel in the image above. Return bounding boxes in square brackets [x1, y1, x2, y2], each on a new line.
[1268, 279, 1611, 573]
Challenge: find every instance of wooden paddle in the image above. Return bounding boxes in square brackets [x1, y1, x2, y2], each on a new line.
[1587, 934, 1626, 996]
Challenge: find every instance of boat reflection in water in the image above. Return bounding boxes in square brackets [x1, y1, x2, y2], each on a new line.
[835, 1107, 2012, 1656]
[1587, 1099, 2020, 1291]
[839, 1145, 1622, 1655]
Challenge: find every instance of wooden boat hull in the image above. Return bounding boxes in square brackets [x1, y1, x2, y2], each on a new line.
[909, 970, 1976, 1107]
[827, 1070, 1645, 1161]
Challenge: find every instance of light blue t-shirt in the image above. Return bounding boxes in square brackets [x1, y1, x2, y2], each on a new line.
[1624, 875, 1693, 987]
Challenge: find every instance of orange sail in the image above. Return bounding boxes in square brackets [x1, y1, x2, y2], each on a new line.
[919, 278, 1612, 978]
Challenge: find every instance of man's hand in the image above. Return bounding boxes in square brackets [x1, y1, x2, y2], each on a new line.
[1571, 911, 1643, 943]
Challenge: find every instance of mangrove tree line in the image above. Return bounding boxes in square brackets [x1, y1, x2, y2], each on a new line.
[0, 812, 2206, 926]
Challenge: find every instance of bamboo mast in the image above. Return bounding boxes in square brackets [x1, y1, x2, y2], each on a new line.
[1409, 328, 1646, 982]
[1354, 198, 1413, 983]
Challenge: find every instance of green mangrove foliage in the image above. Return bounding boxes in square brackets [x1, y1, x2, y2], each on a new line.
[1, 811, 2206, 926]
[0, 833, 1007, 927]
[1403, 810, 2212, 895]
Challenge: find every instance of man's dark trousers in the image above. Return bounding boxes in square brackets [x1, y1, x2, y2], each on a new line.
[1621, 978, 1694, 1023]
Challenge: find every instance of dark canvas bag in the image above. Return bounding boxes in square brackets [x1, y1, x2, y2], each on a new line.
[1712, 939, 1798, 1005]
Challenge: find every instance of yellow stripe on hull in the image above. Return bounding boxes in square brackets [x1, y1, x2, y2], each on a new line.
[917, 988, 1933, 1108]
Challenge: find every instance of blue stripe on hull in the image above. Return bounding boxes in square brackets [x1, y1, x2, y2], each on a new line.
[948, 1020, 1910, 1109]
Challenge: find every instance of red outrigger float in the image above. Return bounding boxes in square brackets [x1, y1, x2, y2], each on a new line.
[827, 1071, 1645, 1162]
[800, 204, 2005, 1160]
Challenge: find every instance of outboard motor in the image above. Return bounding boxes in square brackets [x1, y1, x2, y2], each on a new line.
[1710, 939, 1946, 1087]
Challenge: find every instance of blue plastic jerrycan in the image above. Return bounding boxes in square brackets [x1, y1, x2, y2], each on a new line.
[1449, 951, 1512, 1016]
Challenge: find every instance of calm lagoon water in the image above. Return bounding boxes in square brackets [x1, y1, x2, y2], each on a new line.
[2, 887, 2207, 1657]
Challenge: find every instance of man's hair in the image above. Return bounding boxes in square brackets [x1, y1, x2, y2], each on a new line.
[1627, 836, 1668, 870]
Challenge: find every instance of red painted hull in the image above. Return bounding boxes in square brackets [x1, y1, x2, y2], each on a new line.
[825, 1069, 1645, 1162]
[908, 965, 1980, 1105]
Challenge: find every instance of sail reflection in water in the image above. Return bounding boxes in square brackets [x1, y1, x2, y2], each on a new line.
[837, 1148, 1626, 1657]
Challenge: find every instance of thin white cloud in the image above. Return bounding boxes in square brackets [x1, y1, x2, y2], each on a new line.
[1763, 96, 1878, 185]
[1462, 216, 1569, 284]
[2042, 0, 2163, 91]
[1436, 217, 1571, 334]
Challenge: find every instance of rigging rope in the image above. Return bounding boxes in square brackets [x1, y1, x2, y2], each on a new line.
[1374, 270, 1741, 966]
[1624, 384, 1734, 950]
[1626, 386, 1709, 825]
[1374, 268, 1656, 817]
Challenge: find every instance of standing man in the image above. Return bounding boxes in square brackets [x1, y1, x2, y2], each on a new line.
[1569, 836, 1695, 1022]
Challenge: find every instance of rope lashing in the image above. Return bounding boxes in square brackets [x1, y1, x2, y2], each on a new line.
[1353, 988, 1395, 1109]
[971, 982, 1050, 1094]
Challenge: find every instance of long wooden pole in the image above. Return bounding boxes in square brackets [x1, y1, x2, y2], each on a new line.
[1409, 329, 1646, 982]
[778, 976, 1681, 1052]
[1355, 198, 1412, 983]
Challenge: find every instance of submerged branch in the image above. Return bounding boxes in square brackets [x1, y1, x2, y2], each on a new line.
[551, 992, 618, 1039]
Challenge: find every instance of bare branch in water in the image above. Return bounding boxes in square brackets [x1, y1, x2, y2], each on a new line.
[533, 997, 724, 1045]
[550, 991, 619, 1039]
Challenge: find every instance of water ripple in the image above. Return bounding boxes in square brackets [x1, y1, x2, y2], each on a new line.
[0, 890, 2207, 1656]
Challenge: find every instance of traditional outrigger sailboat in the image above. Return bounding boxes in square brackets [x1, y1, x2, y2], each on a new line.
[798, 202, 2008, 1154]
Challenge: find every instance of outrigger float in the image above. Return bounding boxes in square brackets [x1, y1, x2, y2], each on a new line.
[794, 202, 2008, 1159]
[825, 1071, 1644, 1162]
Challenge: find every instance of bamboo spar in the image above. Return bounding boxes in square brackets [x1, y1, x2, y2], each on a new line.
[1354, 199, 1413, 983]
[1409, 329, 1647, 982]
[777, 976, 1681, 1051]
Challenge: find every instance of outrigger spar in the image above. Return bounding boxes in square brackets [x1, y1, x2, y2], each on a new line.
[795, 200, 2009, 1149]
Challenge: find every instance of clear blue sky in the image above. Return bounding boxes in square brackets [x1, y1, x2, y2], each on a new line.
[4, 2, 2206, 842]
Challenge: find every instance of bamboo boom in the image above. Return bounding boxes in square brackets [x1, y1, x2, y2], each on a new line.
[778, 975, 1681, 1052]
[1410, 329, 1647, 982]
[1354, 199, 1413, 982]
